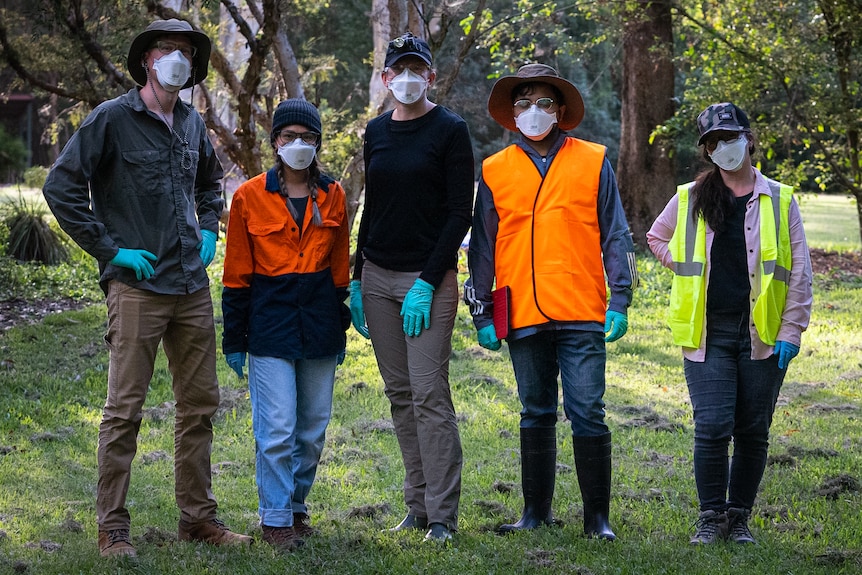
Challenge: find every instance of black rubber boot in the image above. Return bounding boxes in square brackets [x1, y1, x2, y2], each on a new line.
[498, 427, 558, 533]
[573, 432, 616, 540]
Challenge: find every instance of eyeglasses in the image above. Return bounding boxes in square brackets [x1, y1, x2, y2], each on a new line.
[277, 130, 320, 146]
[152, 40, 196, 60]
[704, 133, 742, 152]
[513, 98, 556, 112]
[387, 63, 430, 75]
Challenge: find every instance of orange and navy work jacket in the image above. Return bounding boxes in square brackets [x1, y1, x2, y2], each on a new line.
[222, 167, 350, 359]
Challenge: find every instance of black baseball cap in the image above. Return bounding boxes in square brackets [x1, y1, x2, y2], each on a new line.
[384, 32, 432, 68]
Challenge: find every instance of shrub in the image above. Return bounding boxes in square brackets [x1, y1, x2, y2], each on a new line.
[0, 124, 28, 182]
[1, 195, 68, 264]
[22, 165, 49, 190]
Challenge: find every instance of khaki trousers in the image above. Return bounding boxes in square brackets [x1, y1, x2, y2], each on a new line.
[97, 281, 219, 530]
[361, 261, 462, 529]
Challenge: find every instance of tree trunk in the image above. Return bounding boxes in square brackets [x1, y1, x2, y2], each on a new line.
[616, 1, 676, 250]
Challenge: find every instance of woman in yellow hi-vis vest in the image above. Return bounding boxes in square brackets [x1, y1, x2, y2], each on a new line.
[648, 103, 812, 546]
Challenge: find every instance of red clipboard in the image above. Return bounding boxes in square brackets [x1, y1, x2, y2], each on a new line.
[491, 285, 511, 340]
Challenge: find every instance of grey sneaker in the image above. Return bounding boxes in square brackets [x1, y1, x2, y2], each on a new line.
[726, 507, 756, 544]
[690, 510, 728, 545]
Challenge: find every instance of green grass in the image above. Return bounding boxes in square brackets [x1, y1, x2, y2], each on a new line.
[797, 193, 861, 252]
[0, 248, 860, 575]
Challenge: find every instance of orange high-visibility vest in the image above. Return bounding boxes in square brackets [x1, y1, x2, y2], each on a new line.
[483, 138, 607, 330]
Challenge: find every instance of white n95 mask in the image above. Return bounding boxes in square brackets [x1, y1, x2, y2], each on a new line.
[278, 139, 317, 170]
[388, 69, 427, 105]
[153, 51, 191, 92]
[515, 106, 557, 140]
[709, 136, 748, 172]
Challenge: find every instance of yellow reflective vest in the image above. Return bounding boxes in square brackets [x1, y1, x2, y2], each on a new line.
[668, 181, 793, 347]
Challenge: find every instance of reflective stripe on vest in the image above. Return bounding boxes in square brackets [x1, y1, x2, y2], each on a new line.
[667, 181, 792, 347]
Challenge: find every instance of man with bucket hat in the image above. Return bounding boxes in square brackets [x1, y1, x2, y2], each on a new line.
[43, 19, 252, 557]
[464, 63, 637, 540]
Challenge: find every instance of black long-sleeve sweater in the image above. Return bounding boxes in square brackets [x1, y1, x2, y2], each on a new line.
[354, 105, 474, 288]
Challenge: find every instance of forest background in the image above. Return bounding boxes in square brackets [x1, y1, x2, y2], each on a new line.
[0, 0, 860, 248]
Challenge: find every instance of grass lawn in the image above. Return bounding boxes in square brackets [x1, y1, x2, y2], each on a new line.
[0, 184, 859, 574]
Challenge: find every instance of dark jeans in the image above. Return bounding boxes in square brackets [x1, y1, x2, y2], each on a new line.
[684, 312, 786, 512]
[508, 329, 609, 436]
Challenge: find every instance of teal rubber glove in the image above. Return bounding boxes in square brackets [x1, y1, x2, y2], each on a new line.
[349, 280, 370, 339]
[198, 229, 217, 267]
[773, 341, 800, 369]
[604, 310, 628, 342]
[401, 278, 434, 337]
[337, 348, 346, 366]
[225, 352, 246, 378]
[110, 248, 157, 280]
[477, 324, 501, 351]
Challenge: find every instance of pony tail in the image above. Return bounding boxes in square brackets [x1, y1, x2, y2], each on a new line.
[276, 156, 300, 223]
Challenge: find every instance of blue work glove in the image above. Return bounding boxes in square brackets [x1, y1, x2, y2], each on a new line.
[604, 310, 628, 343]
[401, 278, 434, 337]
[225, 352, 246, 378]
[110, 248, 157, 280]
[349, 280, 370, 339]
[198, 229, 217, 267]
[477, 324, 502, 351]
[773, 341, 800, 369]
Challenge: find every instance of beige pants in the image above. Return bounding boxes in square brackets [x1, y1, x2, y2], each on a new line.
[361, 261, 462, 529]
[97, 281, 219, 530]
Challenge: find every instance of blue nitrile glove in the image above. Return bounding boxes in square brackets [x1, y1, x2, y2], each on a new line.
[110, 248, 157, 280]
[349, 280, 370, 339]
[477, 324, 502, 351]
[773, 341, 800, 369]
[225, 352, 246, 378]
[198, 229, 217, 267]
[401, 278, 435, 337]
[604, 310, 628, 343]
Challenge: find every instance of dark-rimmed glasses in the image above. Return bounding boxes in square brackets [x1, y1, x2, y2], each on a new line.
[276, 130, 320, 146]
[152, 40, 196, 60]
[513, 98, 556, 112]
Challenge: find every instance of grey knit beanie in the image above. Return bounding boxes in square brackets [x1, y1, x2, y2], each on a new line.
[271, 99, 322, 149]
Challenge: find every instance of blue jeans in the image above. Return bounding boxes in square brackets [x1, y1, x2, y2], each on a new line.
[684, 312, 786, 512]
[248, 354, 337, 527]
[508, 329, 609, 436]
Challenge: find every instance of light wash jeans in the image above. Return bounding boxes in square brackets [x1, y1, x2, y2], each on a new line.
[507, 328, 610, 436]
[248, 354, 337, 527]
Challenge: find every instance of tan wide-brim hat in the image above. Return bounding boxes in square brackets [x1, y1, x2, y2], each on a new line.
[128, 19, 211, 89]
[488, 63, 585, 132]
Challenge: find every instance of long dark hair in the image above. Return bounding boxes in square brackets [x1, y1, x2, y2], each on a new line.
[690, 133, 756, 232]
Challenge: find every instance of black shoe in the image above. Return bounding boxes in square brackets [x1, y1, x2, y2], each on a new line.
[726, 508, 756, 544]
[424, 523, 453, 543]
[385, 514, 428, 532]
[690, 510, 728, 545]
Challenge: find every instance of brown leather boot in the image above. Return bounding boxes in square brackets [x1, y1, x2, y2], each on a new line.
[292, 512, 318, 538]
[98, 529, 137, 557]
[261, 525, 304, 552]
[178, 518, 253, 546]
